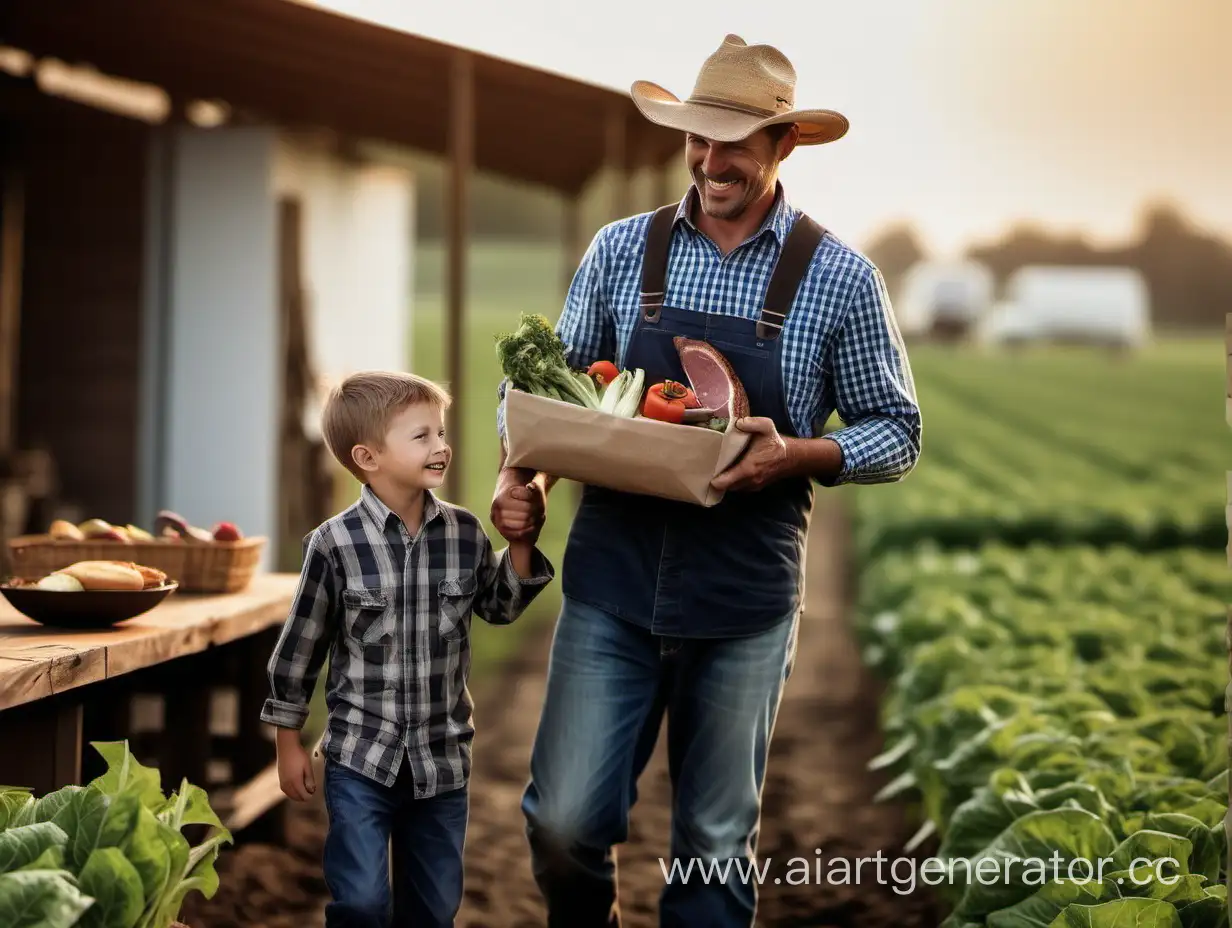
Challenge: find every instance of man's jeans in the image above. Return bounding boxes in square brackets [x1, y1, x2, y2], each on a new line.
[520, 595, 798, 928]
[322, 758, 468, 928]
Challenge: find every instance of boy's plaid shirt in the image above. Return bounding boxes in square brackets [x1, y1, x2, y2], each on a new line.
[261, 484, 554, 796]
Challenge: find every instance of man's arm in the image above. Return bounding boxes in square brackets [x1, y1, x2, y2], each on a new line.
[496, 445, 558, 494]
[820, 265, 922, 486]
[710, 265, 920, 494]
[782, 433, 845, 481]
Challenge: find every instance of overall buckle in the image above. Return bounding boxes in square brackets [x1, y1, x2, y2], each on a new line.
[756, 308, 785, 340]
[640, 291, 664, 323]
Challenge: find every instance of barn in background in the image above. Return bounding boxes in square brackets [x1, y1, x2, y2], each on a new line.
[0, 0, 682, 571]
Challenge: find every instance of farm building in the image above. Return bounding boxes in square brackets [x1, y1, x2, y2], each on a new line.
[894, 259, 995, 341]
[974, 265, 1152, 349]
[0, 0, 684, 572]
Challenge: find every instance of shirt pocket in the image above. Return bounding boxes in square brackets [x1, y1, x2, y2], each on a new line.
[341, 586, 397, 646]
[437, 570, 477, 641]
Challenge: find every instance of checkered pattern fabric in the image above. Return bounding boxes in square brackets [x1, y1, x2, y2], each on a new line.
[498, 184, 921, 484]
[261, 484, 554, 795]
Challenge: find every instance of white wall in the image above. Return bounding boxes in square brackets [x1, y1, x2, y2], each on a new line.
[273, 138, 414, 410]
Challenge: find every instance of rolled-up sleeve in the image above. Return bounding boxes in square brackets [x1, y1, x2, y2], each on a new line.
[472, 539, 555, 626]
[823, 266, 922, 486]
[261, 530, 337, 729]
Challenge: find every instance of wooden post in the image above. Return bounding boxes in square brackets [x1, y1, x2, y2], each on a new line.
[444, 51, 473, 505]
[605, 106, 629, 221]
[161, 654, 213, 796]
[0, 695, 83, 795]
[0, 125, 24, 577]
[0, 133, 23, 459]
[560, 196, 583, 299]
[654, 162, 675, 210]
[227, 628, 287, 844]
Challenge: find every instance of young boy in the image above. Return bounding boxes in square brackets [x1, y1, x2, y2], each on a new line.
[260, 371, 553, 928]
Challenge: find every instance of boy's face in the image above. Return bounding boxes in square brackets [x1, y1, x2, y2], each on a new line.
[356, 402, 451, 493]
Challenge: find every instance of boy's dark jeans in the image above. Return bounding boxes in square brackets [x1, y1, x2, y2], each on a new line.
[322, 757, 468, 928]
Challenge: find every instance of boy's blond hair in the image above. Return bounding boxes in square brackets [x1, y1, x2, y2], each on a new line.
[321, 371, 452, 481]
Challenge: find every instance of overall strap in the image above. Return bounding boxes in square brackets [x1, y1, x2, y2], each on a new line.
[639, 204, 678, 323]
[757, 215, 826, 340]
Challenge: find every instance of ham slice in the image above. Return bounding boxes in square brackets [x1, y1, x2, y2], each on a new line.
[674, 337, 750, 419]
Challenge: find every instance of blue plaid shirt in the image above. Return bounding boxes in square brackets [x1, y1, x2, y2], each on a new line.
[498, 183, 921, 485]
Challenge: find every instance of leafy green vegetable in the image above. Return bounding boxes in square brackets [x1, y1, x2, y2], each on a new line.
[0, 740, 232, 928]
[0, 870, 94, 928]
[847, 348, 1231, 559]
[852, 348, 1231, 926]
[853, 545, 1229, 925]
[1049, 897, 1184, 927]
[0, 822, 69, 873]
[495, 313, 602, 409]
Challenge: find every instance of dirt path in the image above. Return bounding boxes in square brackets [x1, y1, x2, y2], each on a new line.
[181, 496, 940, 927]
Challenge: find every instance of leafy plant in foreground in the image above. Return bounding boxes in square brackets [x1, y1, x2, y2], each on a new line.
[856, 546, 1229, 927]
[0, 740, 232, 928]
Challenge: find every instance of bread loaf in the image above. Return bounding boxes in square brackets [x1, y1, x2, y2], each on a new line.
[57, 561, 145, 591]
[104, 561, 168, 588]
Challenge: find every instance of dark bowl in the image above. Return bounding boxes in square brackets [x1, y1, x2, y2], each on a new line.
[0, 582, 179, 629]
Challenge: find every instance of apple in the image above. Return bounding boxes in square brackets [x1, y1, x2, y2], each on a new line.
[77, 519, 129, 542]
[212, 522, 243, 542]
[78, 518, 114, 539]
[49, 519, 85, 541]
[126, 524, 155, 542]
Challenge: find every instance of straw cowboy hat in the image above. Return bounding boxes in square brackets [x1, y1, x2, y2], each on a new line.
[630, 35, 849, 146]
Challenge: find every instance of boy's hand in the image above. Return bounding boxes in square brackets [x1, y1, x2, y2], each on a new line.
[275, 729, 316, 802]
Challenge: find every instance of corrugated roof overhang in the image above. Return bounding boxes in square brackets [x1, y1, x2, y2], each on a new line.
[0, 0, 684, 195]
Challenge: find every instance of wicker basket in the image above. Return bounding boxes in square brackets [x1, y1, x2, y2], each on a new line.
[179, 537, 266, 593]
[7, 535, 265, 593]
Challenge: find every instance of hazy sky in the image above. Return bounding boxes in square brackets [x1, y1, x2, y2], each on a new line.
[315, 0, 1230, 257]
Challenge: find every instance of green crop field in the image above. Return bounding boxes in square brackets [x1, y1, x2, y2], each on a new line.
[850, 339, 1232, 925]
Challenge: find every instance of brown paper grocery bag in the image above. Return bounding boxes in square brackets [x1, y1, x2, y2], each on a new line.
[504, 389, 751, 507]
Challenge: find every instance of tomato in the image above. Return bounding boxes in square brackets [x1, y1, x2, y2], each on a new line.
[641, 380, 700, 423]
[587, 360, 621, 386]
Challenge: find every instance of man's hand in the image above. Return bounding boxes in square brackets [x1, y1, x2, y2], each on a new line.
[491, 472, 546, 544]
[275, 729, 316, 802]
[710, 417, 791, 492]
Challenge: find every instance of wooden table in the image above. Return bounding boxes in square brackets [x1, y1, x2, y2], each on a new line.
[0, 572, 300, 833]
[0, 572, 299, 711]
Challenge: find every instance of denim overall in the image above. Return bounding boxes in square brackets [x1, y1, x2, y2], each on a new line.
[522, 202, 828, 928]
[561, 201, 825, 637]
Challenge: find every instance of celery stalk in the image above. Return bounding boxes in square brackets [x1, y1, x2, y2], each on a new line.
[598, 372, 628, 414]
[613, 368, 645, 417]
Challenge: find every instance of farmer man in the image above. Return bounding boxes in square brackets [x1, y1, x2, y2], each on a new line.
[490, 34, 921, 927]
